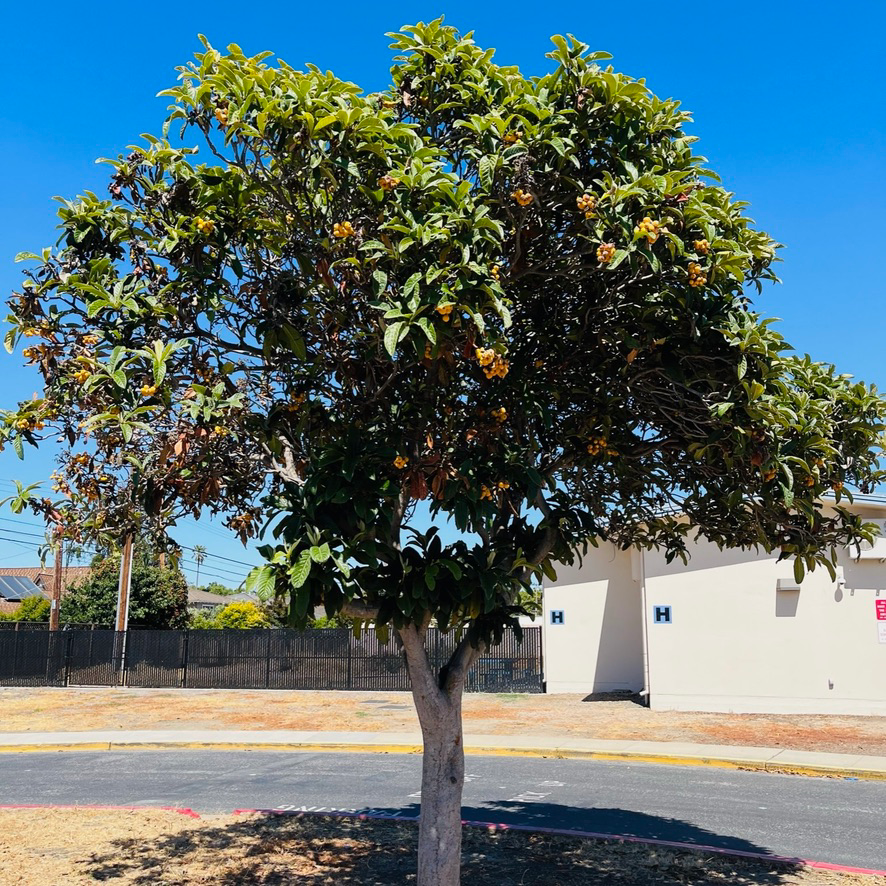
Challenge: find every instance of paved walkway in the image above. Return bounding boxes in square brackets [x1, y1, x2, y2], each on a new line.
[1, 728, 885, 779]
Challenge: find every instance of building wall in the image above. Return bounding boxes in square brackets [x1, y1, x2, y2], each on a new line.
[543, 504, 886, 714]
[542, 543, 643, 694]
[643, 531, 886, 714]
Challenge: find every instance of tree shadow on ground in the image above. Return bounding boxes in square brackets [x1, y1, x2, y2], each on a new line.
[83, 800, 808, 885]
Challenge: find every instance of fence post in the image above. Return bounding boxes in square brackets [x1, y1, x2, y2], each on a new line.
[11, 628, 18, 683]
[64, 630, 73, 687]
[265, 630, 272, 689]
[181, 630, 190, 688]
[346, 629, 353, 690]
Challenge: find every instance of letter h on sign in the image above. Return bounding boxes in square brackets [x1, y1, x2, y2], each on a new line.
[653, 605, 672, 624]
[550, 610, 565, 625]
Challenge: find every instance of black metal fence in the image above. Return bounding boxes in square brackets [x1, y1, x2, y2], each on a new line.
[0, 625, 543, 693]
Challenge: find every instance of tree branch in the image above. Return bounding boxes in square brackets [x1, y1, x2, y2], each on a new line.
[341, 601, 380, 619]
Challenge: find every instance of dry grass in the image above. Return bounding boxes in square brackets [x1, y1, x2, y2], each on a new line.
[2, 687, 886, 756]
[0, 808, 880, 885]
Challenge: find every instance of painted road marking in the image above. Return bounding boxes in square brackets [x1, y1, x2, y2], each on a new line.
[506, 791, 551, 803]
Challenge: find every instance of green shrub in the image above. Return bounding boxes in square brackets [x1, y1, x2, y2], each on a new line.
[0, 596, 51, 622]
[213, 602, 270, 629]
[189, 601, 269, 629]
[60, 554, 189, 628]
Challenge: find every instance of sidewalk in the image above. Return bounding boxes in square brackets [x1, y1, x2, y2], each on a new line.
[2, 727, 886, 780]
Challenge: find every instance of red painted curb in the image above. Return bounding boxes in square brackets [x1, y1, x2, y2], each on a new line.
[232, 807, 886, 878]
[0, 803, 200, 819]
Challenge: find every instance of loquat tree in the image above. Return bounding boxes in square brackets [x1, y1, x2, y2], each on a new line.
[3, 20, 884, 885]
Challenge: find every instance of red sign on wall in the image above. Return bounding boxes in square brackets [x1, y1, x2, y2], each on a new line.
[876, 600, 886, 621]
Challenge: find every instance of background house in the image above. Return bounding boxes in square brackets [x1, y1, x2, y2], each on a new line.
[0, 566, 91, 615]
[543, 495, 886, 715]
[187, 587, 259, 611]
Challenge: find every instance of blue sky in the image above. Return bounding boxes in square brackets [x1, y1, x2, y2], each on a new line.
[1, 1, 883, 580]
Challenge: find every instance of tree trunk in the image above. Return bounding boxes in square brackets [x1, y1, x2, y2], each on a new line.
[399, 624, 474, 886]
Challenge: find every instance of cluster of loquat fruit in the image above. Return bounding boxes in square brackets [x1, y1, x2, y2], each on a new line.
[332, 221, 356, 239]
[436, 304, 455, 323]
[511, 188, 533, 207]
[378, 174, 400, 191]
[596, 242, 616, 264]
[576, 194, 596, 219]
[635, 217, 661, 243]
[503, 130, 522, 144]
[491, 406, 507, 423]
[586, 435, 617, 458]
[480, 481, 510, 503]
[693, 239, 710, 255]
[483, 356, 509, 379]
[195, 218, 215, 236]
[475, 347, 508, 379]
[393, 455, 409, 469]
[688, 262, 707, 288]
[14, 417, 43, 432]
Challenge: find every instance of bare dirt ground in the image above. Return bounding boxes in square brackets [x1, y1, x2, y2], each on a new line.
[1, 687, 885, 755]
[0, 808, 880, 885]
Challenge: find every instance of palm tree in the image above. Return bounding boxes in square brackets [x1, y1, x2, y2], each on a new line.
[192, 545, 207, 588]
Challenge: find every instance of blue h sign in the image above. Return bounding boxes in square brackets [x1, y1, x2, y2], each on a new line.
[550, 610, 565, 625]
[653, 605, 672, 624]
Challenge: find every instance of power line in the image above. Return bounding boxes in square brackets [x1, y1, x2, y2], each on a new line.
[0, 535, 36, 550]
[0, 526, 47, 540]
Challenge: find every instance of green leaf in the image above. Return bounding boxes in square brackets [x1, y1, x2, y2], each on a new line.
[384, 321, 405, 357]
[309, 543, 331, 563]
[609, 248, 630, 269]
[244, 565, 276, 601]
[416, 317, 436, 343]
[478, 155, 495, 190]
[540, 558, 558, 582]
[403, 272, 422, 300]
[441, 560, 462, 581]
[279, 325, 307, 360]
[372, 269, 388, 293]
[294, 586, 311, 619]
[289, 550, 312, 589]
[314, 114, 338, 132]
[793, 557, 805, 584]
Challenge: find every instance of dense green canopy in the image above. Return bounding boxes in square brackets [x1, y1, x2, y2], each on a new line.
[3, 21, 883, 642]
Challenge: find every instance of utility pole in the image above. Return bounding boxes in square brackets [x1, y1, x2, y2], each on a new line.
[114, 534, 134, 681]
[49, 536, 63, 631]
[114, 534, 134, 633]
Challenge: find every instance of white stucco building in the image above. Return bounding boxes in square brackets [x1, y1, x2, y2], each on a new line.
[542, 495, 886, 715]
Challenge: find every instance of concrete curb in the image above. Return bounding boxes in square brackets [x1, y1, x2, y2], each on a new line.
[1, 733, 885, 781]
